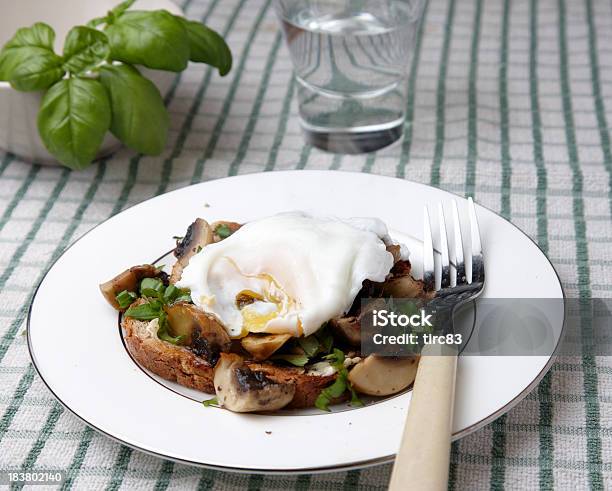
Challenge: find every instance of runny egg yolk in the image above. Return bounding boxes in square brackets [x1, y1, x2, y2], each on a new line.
[234, 274, 300, 337]
[240, 301, 279, 332]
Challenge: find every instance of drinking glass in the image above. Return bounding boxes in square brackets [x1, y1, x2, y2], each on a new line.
[273, 0, 425, 154]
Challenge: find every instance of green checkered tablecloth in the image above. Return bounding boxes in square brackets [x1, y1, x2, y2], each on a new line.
[1, 0, 611, 488]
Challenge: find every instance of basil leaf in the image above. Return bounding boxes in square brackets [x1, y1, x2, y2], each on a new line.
[314, 349, 364, 411]
[140, 277, 164, 298]
[315, 376, 346, 412]
[298, 335, 320, 358]
[140, 277, 164, 291]
[37, 77, 111, 169]
[157, 311, 185, 345]
[99, 64, 169, 155]
[324, 348, 346, 369]
[115, 290, 137, 309]
[88, 0, 136, 28]
[314, 394, 331, 412]
[163, 286, 190, 304]
[326, 376, 347, 398]
[163, 284, 179, 303]
[176, 17, 232, 76]
[105, 10, 190, 71]
[315, 324, 334, 353]
[87, 17, 108, 28]
[5, 52, 64, 91]
[0, 23, 64, 91]
[125, 302, 161, 320]
[349, 386, 363, 407]
[158, 326, 184, 344]
[272, 354, 309, 367]
[202, 397, 218, 407]
[214, 224, 233, 239]
[62, 26, 109, 74]
[175, 293, 193, 303]
[3, 22, 55, 50]
[111, 0, 137, 18]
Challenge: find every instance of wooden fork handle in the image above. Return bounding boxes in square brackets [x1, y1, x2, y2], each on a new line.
[389, 348, 458, 491]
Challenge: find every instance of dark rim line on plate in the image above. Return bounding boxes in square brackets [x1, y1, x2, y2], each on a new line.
[25, 170, 567, 474]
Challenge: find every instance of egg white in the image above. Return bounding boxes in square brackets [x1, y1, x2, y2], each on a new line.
[176, 212, 409, 338]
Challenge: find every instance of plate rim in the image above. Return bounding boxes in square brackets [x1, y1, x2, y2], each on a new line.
[26, 170, 567, 474]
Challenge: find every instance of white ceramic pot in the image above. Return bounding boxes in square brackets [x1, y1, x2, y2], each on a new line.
[0, 0, 182, 165]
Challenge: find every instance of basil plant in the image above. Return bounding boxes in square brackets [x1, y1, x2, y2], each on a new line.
[0, 0, 231, 169]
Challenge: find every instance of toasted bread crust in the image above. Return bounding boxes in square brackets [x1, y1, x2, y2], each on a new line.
[122, 314, 216, 394]
[121, 306, 338, 408]
[246, 362, 340, 409]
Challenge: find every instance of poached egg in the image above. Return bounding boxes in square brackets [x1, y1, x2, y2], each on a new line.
[177, 212, 409, 338]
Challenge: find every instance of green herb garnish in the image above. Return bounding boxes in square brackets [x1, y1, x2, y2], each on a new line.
[123, 279, 191, 344]
[297, 335, 320, 358]
[163, 284, 192, 304]
[349, 385, 364, 407]
[156, 311, 185, 345]
[314, 349, 363, 411]
[0, 1, 232, 170]
[214, 224, 233, 239]
[202, 397, 219, 407]
[140, 277, 165, 298]
[315, 377, 346, 412]
[175, 292, 193, 303]
[115, 289, 137, 309]
[315, 324, 334, 353]
[297, 324, 333, 359]
[163, 284, 179, 302]
[124, 301, 162, 320]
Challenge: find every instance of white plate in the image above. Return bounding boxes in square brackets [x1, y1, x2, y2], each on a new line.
[28, 171, 565, 473]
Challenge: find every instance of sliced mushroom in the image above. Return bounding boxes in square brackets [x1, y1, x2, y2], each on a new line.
[390, 259, 412, 276]
[165, 303, 231, 364]
[211, 221, 241, 242]
[241, 333, 292, 361]
[386, 244, 402, 263]
[100, 264, 160, 310]
[330, 298, 386, 346]
[171, 219, 214, 283]
[382, 274, 428, 299]
[214, 353, 295, 412]
[348, 355, 418, 396]
[329, 317, 360, 346]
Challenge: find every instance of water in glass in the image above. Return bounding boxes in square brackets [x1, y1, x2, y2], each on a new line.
[275, 0, 424, 153]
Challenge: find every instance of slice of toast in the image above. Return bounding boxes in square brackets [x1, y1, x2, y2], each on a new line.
[123, 310, 216, 393]
[115, 218, 428, 411]
[245, 362, 339, 409]
[122, 303, 338, 408]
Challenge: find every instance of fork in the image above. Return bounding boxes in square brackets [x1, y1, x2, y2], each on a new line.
[389, 198, 485, 491]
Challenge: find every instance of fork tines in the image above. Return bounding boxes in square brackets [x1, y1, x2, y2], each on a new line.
[423, 198, 485, 293]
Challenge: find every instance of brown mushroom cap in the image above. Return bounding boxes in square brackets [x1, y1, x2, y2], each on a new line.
[381, 274, 430, 299]
[99, 264, 160, 310]
[329, 316, 360, 346]
[170, 219, 214, 283]
[214, 353, 295, 412]
[330, 298, 387, 347]
[165, 303, 231, 364]
[241, 333, 292, 361]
